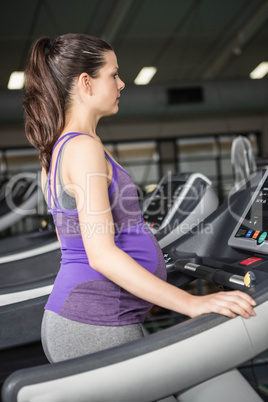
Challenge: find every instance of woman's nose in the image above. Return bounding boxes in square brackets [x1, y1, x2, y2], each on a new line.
[119, 78, 125, 91]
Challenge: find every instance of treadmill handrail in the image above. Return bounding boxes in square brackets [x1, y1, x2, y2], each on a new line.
[0, 284, 53, 306]
[0, 241, 60, 264]
[2, 290, 268, 402]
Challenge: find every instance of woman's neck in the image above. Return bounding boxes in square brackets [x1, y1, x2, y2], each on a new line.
[63, 105, 100, 139]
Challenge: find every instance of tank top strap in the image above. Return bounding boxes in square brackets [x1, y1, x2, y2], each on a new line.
[103, 151, 118, 198]
[103, 150, 132, 198]
[47, 132, 94, 211]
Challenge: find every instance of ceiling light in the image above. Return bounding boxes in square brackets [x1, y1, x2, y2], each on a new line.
[134, 67, 157, 85]
[7, 71, 25, 90]
[250, 62, 268, 79]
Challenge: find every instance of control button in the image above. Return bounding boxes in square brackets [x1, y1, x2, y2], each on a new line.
[235, 228, 247, 237]
[257, 231, 267, 244]
[244, 271, 256, 288]
[240, 257, 262, 266]
[252, 230, 260, 239]
[246, 230, 253, 238]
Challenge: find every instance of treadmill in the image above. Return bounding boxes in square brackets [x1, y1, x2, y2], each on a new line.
[0, 226, 60, 389]
[142, 171, 219, 248]
[2, 170, 268, 402]
[0, 172, 218, 396]
[0, 175, 60, 389]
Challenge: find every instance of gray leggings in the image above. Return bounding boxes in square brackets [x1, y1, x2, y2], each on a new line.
[41, 310, 147, 363]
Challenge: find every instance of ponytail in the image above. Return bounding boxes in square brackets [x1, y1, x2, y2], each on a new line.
[23, 37, 64, 173]
[23, 34, 113, 173]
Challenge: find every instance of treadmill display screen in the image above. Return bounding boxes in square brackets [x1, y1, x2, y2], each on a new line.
[234, 176, 268, 245]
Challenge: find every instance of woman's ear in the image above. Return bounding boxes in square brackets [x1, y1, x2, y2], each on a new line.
[78, 73, 93, 96]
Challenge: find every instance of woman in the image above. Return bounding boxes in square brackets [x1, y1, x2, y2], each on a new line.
[23, 33, 256, 363]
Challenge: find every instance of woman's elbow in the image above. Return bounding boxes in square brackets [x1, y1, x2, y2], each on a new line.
[88, 256, 104, 272]
[86, 245, 118, 273]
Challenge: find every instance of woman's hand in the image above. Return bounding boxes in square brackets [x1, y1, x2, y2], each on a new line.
[188, 290, 256, 319]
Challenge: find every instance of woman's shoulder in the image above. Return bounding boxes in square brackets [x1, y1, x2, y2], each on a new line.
[62, 133, 108, 176]
[63, 133, 104, 156]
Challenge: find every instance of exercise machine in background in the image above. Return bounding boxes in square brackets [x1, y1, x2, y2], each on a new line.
[141, 172, 219, 248]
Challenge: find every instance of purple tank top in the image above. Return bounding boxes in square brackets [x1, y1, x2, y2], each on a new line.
[45, 132, 167, 325]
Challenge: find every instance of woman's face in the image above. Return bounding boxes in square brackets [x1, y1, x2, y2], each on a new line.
[91, 51, 125, 118]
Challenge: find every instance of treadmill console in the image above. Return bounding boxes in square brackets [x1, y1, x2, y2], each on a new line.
[229, 169, 268, 253]
[142, 172, 216, 235]
[142, 175, 185, 231]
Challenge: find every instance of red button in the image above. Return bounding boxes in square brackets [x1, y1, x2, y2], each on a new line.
[240, 257, 262, 266]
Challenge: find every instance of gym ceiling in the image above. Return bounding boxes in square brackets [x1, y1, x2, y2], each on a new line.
[0, 0, 267, 125]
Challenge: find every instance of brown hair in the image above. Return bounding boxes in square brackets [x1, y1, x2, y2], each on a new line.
[23, 33, 113, 173]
